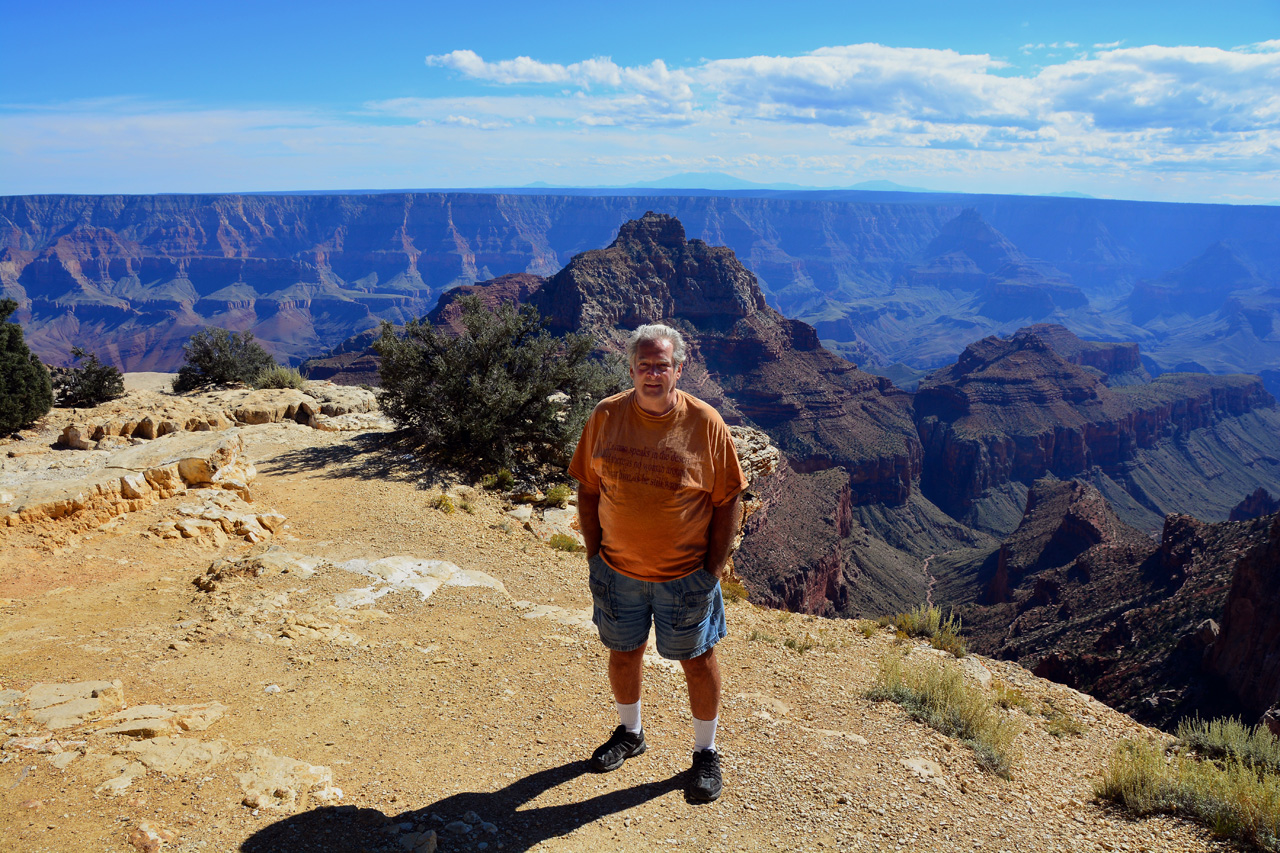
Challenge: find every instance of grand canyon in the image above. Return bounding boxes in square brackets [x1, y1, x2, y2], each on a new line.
[3, 194, 1279, 852]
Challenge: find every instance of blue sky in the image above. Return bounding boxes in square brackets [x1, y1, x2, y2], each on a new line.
[2, 0, 1278, 202]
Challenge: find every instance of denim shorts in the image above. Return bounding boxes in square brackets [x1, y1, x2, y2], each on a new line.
[587, 553, 727, 661]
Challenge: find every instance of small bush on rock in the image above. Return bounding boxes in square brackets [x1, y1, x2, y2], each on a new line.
[483, 469, 517, 491]
[548, 533, 583, 553]
[543, 484, 572, 507]
[374, 296, 621, 472]
[173, 327, 277, 392]
[0, 299, 53, 432]
[253, 365, 307, 390]
[56, 346, 125, 408]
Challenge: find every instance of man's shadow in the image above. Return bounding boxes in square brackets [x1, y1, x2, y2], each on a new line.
[240, 759, 687, 852]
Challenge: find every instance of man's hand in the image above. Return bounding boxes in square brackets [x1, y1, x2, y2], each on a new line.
[703, 493, 743, 580]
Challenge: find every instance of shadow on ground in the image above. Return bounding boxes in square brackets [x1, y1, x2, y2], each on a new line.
[257, 431, 454, 488]
[241, 760, 690, 853]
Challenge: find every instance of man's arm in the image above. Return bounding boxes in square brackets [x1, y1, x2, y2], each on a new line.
[703, 492, 743, 580]
[577, 486, 603, 558]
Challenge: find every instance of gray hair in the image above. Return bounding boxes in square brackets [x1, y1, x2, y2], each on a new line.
[627, 324, 687, 366]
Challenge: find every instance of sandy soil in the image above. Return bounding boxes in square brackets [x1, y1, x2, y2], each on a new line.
[0, 385, 1232, 853]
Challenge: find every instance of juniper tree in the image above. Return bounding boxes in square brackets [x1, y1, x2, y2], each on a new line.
[173, 327, 276, 392]
[375, 295, 622, 472]
[56, 346, 125, 407]
[0, 299, 53, 433]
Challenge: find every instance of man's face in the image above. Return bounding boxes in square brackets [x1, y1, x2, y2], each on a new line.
[630, 338, 683, 415]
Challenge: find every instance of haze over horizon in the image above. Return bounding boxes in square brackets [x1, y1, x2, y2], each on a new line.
[1, 0, 1278, 205]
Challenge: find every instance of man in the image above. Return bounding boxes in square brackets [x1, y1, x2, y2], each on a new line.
[568, 323, 745, 803]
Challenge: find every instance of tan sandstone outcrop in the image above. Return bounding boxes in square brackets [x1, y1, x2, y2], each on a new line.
[3, 429, 255, 530]
[56, 382, 381, 451]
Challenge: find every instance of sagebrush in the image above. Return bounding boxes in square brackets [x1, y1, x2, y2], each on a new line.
[883, 603, 967, 657]
[1177, 716, 1280, 775]
[867, 652, 1018, 778]
[252, 365, 306, 390]
[1098, 737, 1280, 851]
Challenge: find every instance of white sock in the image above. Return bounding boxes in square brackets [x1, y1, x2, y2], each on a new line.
[693, 715, 718, 752]
[617, 700, 642, 734]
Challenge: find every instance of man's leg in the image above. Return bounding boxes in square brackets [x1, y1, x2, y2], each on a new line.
[588, 556, 651, 772]
[609, 645, 647, 705]
[590, 645, 649, 772]
[681, 645, 724, 802]
[680, 646, 721, 723]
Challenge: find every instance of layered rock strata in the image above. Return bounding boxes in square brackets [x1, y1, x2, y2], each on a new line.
[915, 329, 1280, 532]
[944, 477, 1280, 726]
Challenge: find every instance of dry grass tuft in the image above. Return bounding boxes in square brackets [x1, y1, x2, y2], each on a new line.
[547, 533, 583, 553]
[867, 653, 1019, 778]
[1098, 737, 1280, 851]
[1177, 716, 1280, 775]
[880, 604, 968, 657]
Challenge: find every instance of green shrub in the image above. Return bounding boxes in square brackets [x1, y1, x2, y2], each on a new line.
[543, 484, 572, 507]
[459, 500, 476, 515]
[885, 604, 968, 657]
[374, 296, 621, 472]
[748, 629, 778, 644]
[173, 327, 277, 392]
[867, 652, 1019, 778]
[1098, 738, 1280, 851]
[252, 365, 306, 390]
[483, 469, 516, 491]
[0, 299, 53, 432]
[548, 533, 583, 552]
[431, 494, 456, 514]
[55, 346, 125, 408]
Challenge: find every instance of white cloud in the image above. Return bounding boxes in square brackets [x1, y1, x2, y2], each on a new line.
[3, 41, 1279, 201]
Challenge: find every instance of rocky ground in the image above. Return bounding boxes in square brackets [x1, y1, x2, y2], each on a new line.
[0, 379, 1235, 852]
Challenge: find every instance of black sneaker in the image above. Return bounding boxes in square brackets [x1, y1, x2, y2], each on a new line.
[589, 725, 646, 772]
[687, 748, 722, 802]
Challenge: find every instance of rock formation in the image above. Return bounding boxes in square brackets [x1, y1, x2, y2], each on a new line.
[943, 477, 1280, 726]
[7, 191, 1280, 381]
[1206, 512, 1280, 725]
[1230, 487, 1280, 521]
[914, 328, 1280, 534]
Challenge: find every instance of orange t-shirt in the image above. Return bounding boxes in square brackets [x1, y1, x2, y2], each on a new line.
[568, 389, 746, 583]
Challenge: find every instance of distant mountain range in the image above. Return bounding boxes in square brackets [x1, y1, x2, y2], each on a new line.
[1, 190, 1276, 392]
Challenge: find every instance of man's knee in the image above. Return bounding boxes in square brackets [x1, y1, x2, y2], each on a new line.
[680, 646, 718, 676]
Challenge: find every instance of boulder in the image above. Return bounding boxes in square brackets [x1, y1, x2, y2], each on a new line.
[22, 680, 125, 730]
[235, 748, 342, 809]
